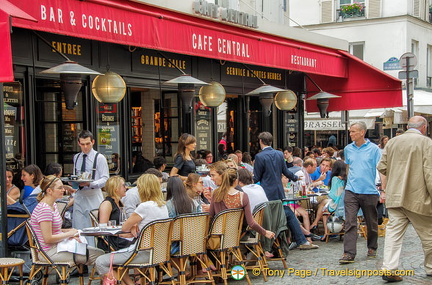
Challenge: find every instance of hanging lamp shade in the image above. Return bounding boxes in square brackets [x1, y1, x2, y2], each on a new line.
[246, 84, 285, 95]
[259, 93, 274, 117]
[164, 74, 208, 113]
[40, 60, 101, 109]
[274, 90, 297, 111]
[92, 71, 127, 103]
[306, 91, 341, 118]
[198, 81, 226, 107]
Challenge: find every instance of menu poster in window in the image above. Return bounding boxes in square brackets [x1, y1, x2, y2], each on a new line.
[3, 82, 24, 171]
[195, 103, 212, 151]
[97, 103, 121, 174]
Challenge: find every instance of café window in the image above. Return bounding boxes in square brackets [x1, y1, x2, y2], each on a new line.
[96, 103, 121, 175]
[3, 81, 26, 172]
[35, 79, 84, 175]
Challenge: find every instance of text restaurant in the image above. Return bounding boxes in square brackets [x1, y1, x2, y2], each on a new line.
[0, 0, 402, 183]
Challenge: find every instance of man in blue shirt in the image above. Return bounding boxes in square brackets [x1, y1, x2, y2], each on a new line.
[310, 157, 332, 190]
[340, 122, 381, 264]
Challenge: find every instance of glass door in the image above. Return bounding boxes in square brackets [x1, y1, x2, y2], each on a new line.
[35, 79, 85, 175]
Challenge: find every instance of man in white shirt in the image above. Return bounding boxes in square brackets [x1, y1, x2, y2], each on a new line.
[73, 130, 109, 245]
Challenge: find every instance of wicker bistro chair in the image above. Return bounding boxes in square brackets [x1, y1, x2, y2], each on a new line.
[163, 212, 215, 285]
[113, 218, 175, 285]
[207, 208, 251, 285]
[24, 220, 84, 285]
[55, 201, 68, 220]
[240, 203, 269, 282]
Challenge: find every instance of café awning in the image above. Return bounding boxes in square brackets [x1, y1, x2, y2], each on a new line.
[0, 0, 36, 82]
[305, 51, 402, 112]
[5, 0, 402, 110]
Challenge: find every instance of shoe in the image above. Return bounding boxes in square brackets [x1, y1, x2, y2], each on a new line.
[311, 234, 322, 241]
[367, 248, 377, 258]
[382, 274, 403, 282]
[299, 243, 319, 250]
[310, 225, 317, 232]
[320, 235, 327, 242]
[339, 253, 355, 264]
[289, 242, 298, 250]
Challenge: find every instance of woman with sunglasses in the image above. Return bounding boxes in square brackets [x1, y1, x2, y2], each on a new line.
[29, 175, 103, 266]
[97, 176, 131, 251]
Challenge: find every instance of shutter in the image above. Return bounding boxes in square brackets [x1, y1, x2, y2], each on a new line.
[368, 0, 381, 18]
[321, 0, 333, 23]
[413, 0, 420, 17]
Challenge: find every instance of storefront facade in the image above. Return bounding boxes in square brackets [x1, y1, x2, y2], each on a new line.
[0, 0, 403, 254]
[1, 0, 404, 171]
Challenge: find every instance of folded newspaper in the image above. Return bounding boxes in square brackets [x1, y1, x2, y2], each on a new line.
[57, 234, 88, 255]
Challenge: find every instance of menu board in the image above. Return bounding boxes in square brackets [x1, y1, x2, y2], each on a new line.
[97, 103, 121, 175]
[195, 103, 212, 151]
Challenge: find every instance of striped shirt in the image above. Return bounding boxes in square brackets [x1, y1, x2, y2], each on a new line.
[30, 202, 63, 251]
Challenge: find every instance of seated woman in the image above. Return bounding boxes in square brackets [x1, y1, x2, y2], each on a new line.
[209, 168, 275, 240]
[21, 164, 43, 199]
[185, 173, 210, 212]
[310, 160, 347, 241]
[95, 174, 169, 285]
[282, 175, 311, 232]
[166, 176, 201, 218]
[6, 168, 20, 205]
[29, 175, 103, 266]
[97, 176, 131, 251]
[166, 176, 201, 256]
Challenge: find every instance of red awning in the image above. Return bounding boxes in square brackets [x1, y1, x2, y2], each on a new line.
[305, 51, 402, 112]
[9, 0, 347, 77]
[6, 0, 402, 110]
[0, 0, 37, 82]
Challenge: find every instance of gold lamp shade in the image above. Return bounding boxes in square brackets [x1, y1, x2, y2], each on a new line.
[199, 81, 226, 107]
[274, 90, 297, 111]
[92, 71, 126, 103]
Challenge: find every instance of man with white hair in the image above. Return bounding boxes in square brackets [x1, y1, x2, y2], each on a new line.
[378, 116, 432, 282]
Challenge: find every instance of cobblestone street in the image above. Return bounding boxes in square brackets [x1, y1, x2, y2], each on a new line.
[60, 224, 432, 285]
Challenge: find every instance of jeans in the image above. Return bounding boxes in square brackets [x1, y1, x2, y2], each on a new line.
[284, 206, 307, 245]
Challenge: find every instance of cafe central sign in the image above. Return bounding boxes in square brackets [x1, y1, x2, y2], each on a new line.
[193, 0, 258, 28]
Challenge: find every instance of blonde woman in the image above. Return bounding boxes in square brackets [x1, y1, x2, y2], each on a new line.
[29, 175, 103, 266]
[170, 133, 197, 180]
[97, 176, 131, 251]
[209, 168, 275, 240]
[95, 174, 169, 285]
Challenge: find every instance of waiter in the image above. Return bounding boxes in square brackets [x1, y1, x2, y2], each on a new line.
[73, 130, 109, 246]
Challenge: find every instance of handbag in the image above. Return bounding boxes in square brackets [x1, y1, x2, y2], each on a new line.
[103, 253, 117, 285]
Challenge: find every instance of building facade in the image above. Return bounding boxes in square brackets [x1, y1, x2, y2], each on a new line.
[290, 0, 432, 145]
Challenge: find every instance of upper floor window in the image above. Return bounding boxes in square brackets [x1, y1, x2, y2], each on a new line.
[340, 0, 366, 18]
[349, 42, 364, 60]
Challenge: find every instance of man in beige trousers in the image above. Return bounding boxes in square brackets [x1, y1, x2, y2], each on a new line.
[377, 116, 432, 282]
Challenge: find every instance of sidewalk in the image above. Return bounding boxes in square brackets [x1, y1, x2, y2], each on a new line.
[61, 224, 430, 284]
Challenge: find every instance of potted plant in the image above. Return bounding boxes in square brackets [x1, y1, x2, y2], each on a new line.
[341, 2, 365, 18]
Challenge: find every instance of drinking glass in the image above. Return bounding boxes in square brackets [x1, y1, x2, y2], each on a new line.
[108, 220, 117, 228]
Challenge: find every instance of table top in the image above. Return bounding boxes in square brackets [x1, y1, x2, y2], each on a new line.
[80, 226, 125, 236]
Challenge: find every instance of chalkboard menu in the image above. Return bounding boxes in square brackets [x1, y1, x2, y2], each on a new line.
[195, 103, 212, 152]
[96, 103, 121, 175]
